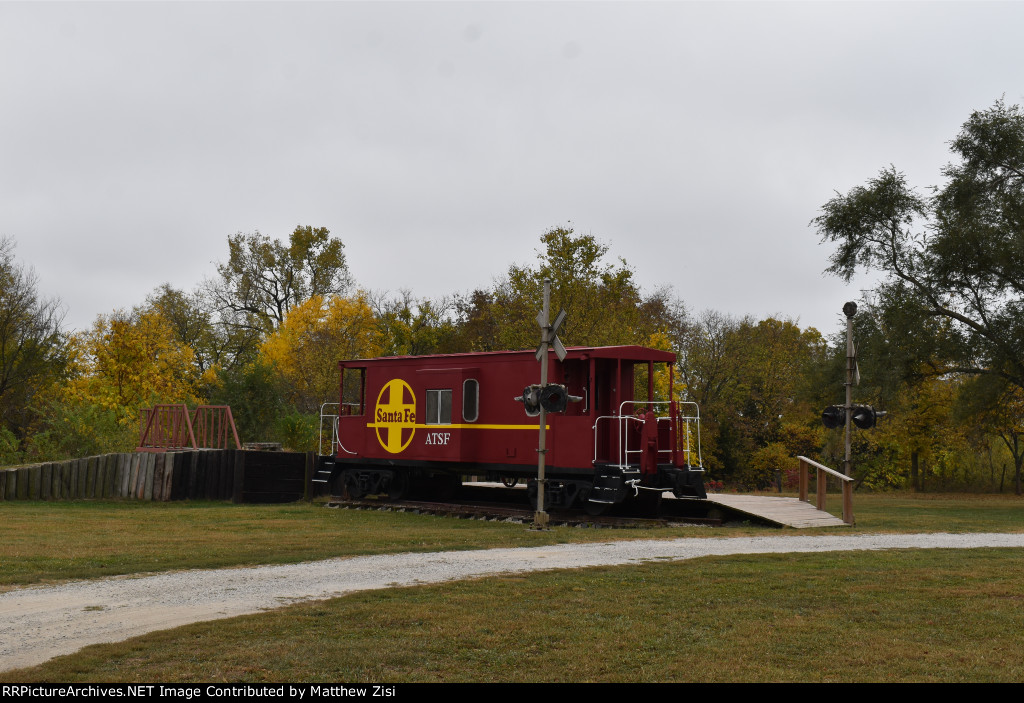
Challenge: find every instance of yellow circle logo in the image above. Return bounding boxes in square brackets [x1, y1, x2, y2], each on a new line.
[374, 379, 416, 453]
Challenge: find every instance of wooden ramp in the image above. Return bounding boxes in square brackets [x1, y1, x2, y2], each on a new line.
[705, 494, 849, 528]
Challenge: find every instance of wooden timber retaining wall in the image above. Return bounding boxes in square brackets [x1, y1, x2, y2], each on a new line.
[0, 450, 316, 504]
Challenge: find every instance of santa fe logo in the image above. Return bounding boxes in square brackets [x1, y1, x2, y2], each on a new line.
[373, 379, 416, 453]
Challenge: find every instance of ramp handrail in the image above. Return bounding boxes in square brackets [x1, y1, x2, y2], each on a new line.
[796, 455, 854, 525]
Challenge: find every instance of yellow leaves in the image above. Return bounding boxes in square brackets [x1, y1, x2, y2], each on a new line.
[58, 309, 201, 425]
[259, 293, 382, 411]
[645, 333, 681, 404]
[646, 331, 673, 353]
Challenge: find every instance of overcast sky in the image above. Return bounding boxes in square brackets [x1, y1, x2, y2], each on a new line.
[2, 1, 1022, 339]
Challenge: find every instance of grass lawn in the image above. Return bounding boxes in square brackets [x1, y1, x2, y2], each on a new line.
[0, 492, 1022, 682]
[1, 492, 1022, 588]
[2, 547, 1022, 683]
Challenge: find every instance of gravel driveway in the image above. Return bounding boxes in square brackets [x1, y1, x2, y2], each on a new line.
[3, 531, 1023, 672]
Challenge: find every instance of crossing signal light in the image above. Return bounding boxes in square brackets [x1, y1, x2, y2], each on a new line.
[516, 383, 583, 415]
[851, 404, 886, 429]
[822, 404, 887, 429]
[822, 405, 844, 429]
[540, 384, 569, 413]
[515, 384, 543, 417]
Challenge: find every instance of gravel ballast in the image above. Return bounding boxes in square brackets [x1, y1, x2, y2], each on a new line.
[2, 531, 1023, 672]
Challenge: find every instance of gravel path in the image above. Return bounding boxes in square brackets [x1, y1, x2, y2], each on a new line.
[3, 531, 1023, 672]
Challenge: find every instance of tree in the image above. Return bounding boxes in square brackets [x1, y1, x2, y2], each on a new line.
[259, 294, 381, 413]
[146, 284, 218, 375]
[813, 99, 1024, 393]
[673, 310, 749, 411]
[370, 290, 461, 357]
[956, 374, 1024, 495]
[146, 283, 261, 381]
[670, 309, 827, 484]
[210, 225, 351, 334]
[63, 308, 200, 426]
[457, 227, 671, 351]
[0, 237, 68, 442]
[206, 359, 284, 447]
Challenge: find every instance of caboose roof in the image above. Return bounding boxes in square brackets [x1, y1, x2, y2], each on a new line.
[339, 345, 676, 367]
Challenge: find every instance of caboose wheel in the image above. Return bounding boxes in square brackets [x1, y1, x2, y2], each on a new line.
[388, 471, 408, 500]
[501, 476, 518, 488]
[343, 471, 366, 500]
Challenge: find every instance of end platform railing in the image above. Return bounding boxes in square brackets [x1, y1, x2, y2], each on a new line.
[796, 455, 854, 525]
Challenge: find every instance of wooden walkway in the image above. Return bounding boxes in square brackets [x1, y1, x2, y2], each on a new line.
[706, 494, 849, 528]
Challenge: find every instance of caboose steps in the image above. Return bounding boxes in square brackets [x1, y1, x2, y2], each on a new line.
[588, 466, 637, 505]
[311, 459, 335, 485]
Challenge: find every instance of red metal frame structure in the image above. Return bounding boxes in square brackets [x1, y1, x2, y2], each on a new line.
[137, 405, 242, 453]
[191, 405, 243, 450]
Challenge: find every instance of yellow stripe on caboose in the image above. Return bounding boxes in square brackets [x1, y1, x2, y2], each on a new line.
[366, 423, 548, 430]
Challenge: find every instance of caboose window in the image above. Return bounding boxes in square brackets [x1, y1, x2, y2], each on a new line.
[340, 367, 366, 416]
[425, 389, 452, 425]
[463, 379, 479, 422]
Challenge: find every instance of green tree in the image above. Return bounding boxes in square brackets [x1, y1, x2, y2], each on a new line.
[210, 225, 351, 334]
[0, 237, 68, 444]
[146, 283, 261, 382]
[147, 284, 218, 374]
[671, 310, 826, 485]
[458, 227, 671, 351]
[826, 295, 967, 491]
[813, 99, 1024, 394]
[956, 375, 1024, 495]
[206, 360, 284, 446]
[370, 290, 461, 357]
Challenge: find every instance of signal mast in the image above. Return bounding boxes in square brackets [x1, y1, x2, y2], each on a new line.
[820, 302, 886, 476]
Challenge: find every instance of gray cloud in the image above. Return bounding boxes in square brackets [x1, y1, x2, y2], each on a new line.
[1, 1, 1021, 335]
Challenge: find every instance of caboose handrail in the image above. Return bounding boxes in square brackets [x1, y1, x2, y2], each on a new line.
[593, 400, 704, 470]
[617, 399, 673, 415]
[321, 402, 360, 456]
[618, 400, 703, 469]
[319, 403, 339, 456]
[593, 415, 624, 468]
[615, 400, 676, 464]
[676, 401, 704, 469]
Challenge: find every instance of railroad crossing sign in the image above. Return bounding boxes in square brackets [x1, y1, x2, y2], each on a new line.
[536, 307, 567, 362]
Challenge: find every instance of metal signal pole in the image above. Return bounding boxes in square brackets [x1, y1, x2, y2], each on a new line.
[534, 279, 552, 528]
[843, 301, 857, 477]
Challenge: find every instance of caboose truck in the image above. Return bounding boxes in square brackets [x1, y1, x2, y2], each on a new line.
[317, 345, 706, 515]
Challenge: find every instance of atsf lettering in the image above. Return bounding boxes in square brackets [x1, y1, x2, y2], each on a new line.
[424, 432, 451, 446]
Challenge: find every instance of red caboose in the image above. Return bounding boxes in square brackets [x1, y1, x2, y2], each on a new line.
[318, 345, 706, 513]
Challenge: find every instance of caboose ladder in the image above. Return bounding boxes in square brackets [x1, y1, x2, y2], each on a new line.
[312, 458, 336, 485]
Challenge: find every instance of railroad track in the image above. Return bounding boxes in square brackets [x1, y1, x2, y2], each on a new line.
[322, 495, 722, 528]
